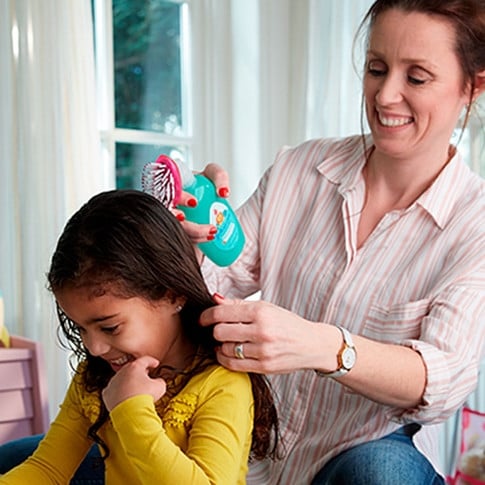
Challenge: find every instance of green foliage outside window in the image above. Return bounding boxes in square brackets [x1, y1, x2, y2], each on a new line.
[113, 0, 183, 133]
[94, 0, 185, 188]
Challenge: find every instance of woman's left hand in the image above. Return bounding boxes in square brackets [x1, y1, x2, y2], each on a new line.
[199, 295, 321, 374]
[200, 296, 428, 408]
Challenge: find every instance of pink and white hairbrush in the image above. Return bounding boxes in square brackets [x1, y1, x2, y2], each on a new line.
[141, 154, 184, 209]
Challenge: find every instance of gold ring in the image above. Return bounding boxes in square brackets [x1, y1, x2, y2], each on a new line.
[234, 343, 245, 359]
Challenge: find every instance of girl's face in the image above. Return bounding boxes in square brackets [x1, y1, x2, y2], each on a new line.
[56, 286, 191, 372]
[363, 9, 470, 162]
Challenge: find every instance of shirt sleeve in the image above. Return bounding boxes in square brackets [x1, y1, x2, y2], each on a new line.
[0, 377, 95, 484]
[110, 368, 253, 485]
[400, 284, 485, 423]
[394, 214, 485, 423]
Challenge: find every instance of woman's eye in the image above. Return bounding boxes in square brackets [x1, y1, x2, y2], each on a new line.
[102, 325, 119, 334]
[367, 67, 386, 77]
[408, 76, 426, 85]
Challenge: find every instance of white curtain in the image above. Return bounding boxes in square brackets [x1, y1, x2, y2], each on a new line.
[0, 0, 107, 415]
[305, 0, 372, 139]
[190, 0, 372, 207]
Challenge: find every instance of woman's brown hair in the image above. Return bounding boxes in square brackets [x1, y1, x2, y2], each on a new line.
[356, 0, 485, 144]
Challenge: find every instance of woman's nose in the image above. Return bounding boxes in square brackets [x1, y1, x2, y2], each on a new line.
[375, 72, 404, 106]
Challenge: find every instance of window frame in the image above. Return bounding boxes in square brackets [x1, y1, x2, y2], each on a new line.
[92, 0, 194, 187]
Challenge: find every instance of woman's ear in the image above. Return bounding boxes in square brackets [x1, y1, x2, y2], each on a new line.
[472, 70, 485, 101]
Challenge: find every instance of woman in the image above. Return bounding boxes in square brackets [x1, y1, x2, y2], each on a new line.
[189, 0, 485, 483]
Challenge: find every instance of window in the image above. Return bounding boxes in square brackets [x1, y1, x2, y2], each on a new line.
[453, 101, 485, 177]
[469, 104, 485, 176]
[92, 0, 192, 189]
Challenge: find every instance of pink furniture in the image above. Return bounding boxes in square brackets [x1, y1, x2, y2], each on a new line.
[0, 335, 50, 444]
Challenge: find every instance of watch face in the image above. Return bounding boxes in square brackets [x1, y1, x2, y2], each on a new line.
[342, 347, 356, 369]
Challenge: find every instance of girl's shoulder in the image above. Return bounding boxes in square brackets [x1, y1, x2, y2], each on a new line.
[158, 366, 253, 427]
[173, 364, 252, 411]
[183, 364, 252, 395]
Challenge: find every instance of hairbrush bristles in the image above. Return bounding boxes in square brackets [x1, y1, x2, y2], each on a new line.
[142, 158, 181, 209]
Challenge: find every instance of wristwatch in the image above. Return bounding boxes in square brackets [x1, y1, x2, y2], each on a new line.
[315, 326, 356, 378]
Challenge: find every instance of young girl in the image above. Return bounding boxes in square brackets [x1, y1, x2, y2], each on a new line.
[0, 190, 279, 484]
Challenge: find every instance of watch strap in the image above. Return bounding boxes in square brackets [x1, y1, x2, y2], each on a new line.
[315, 326, 356, 378]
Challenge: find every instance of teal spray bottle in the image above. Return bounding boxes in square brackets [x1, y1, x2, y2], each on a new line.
[142, 155, 245, 266]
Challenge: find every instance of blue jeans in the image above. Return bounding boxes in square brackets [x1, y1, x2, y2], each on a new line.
[311, 424, 445, 485]
[0, 426, 445, 485]
[0, 434, 103, 484]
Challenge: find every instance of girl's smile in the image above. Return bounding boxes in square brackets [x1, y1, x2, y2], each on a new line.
[108, 354, 134, 372]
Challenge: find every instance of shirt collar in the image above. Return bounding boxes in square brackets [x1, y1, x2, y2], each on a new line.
[415, 150, 470, 229]
[316, 136, 471, 230]
[316, 135, 370, 192]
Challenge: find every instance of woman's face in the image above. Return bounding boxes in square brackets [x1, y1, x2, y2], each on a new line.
[56, 286, 189, 372]
[363, 9, 469, 161]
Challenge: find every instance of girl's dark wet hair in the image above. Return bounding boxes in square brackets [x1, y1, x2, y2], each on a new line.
[356, 0, 485, 144]
[48, 189, 279, 461]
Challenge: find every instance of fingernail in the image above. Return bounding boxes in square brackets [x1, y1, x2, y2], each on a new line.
[176, 213, 185, 221]
[188, 198, 197, 208]
[218, 187, 230, 198]
[213, 292, 225, 300]
[207, 234, 215, 241]
[209, 226, 217, 235]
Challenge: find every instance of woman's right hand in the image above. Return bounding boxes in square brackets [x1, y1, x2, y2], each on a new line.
[175, 163, 232, 258]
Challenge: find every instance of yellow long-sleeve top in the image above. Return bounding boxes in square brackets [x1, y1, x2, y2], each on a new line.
[0, 362, 253, 484]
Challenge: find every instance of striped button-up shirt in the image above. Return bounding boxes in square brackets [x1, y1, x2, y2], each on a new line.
[203, 135, 485, 484]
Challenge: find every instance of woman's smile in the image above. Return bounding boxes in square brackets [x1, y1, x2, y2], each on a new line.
[376, 110, 414, 128]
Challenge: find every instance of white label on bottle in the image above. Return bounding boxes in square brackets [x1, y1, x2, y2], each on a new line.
[209, 202, 236, 247]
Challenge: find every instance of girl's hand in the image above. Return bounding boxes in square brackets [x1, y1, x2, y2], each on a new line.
[199, 295, 319, 374]
[102, 356, 166, 411]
